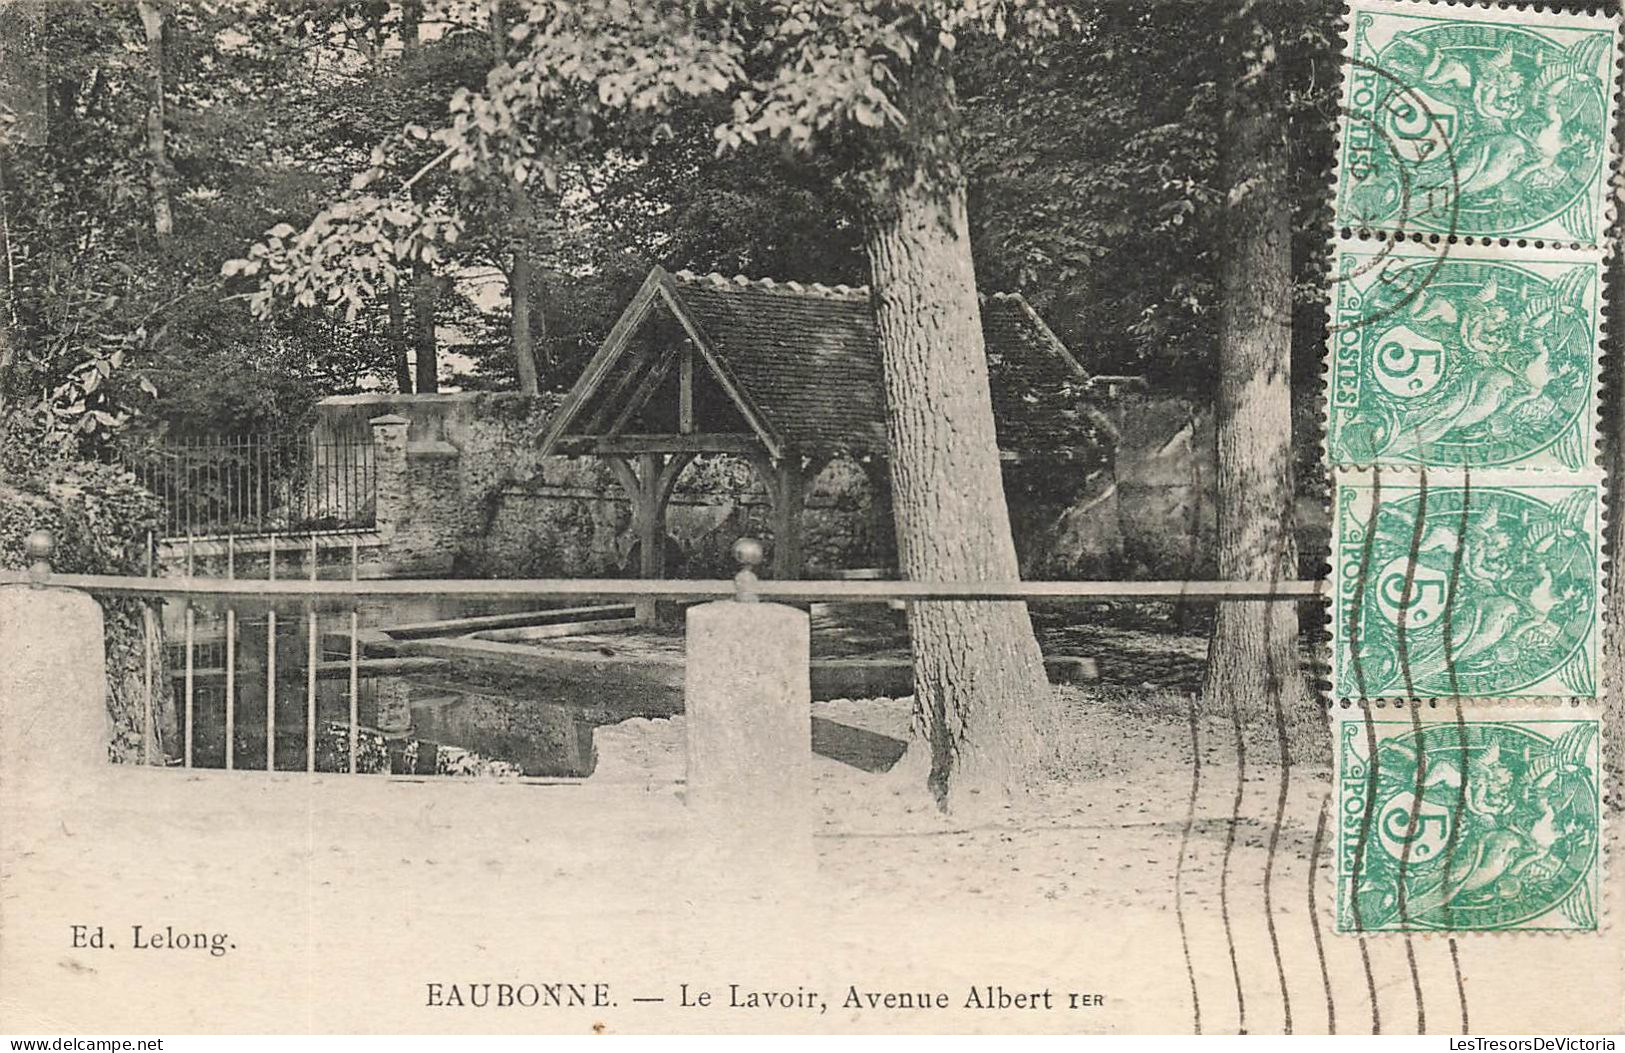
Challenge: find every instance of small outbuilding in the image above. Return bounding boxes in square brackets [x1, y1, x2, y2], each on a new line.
[538, 265, 1109, 597]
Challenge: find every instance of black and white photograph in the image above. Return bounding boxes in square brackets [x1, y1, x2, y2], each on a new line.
[0, 0, 1621, 1040]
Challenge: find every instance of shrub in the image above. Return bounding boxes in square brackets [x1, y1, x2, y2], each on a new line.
[0, 426, 175, 763]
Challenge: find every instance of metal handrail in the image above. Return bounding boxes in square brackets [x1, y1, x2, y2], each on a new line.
[9, 530, 1323, 776]
[0, 567, 1325, 603]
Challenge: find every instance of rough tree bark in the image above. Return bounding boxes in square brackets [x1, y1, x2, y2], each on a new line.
[1201, 8, 1311, 725]
[411, 269, 439, 394]
[387, 280, 413, 394]
[507, 199, 541, 395]
[136, 0, 172, 239]
[862, 58, 1057, 812]
[490, 0, 542, 395]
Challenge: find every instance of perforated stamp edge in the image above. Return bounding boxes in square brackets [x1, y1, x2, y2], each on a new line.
[1327, 466, 1606, 702]
[1330, 0, 1622, 251]
[1326, 699, 1607, 937]
[1323, 239, 1607, 474]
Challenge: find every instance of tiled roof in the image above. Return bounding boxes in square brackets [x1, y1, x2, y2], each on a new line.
[663, 270, 1091, 456]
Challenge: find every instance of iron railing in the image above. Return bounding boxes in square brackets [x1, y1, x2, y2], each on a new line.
[7, 533, 1326, 778]
[117, 433, 376, 539]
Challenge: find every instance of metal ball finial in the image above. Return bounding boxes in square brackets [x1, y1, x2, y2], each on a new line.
[733, 536, 764, 569]
[25, 529, 54, 586]
[732, 536, 763, 603]
[24, 529, 54, 561]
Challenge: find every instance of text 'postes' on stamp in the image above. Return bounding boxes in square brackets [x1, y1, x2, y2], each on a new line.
[1335, 0, 1621, 246]
[1333, 706, 1602, 934]
[1326, 240, 1603, 472]
[1331, 470, 1602, 700]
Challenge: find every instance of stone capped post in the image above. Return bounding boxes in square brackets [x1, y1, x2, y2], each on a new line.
[683, 539, 813, 879]
[0, 532, 112, 807]
[368, 414, 410, 540]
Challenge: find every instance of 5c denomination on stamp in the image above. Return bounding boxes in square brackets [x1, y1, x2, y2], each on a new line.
[1332, 470, 1601, 700]
[1335, 705, 1602, 934]
[1335, 0, 1621, 245]
[1327, 240, 1602, 471]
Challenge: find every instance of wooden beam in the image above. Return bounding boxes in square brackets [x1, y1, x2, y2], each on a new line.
[559, 433, 765, 456]
[637, 453, 664, 581]
[679, 344, 695, 435]
[1013, 296, 1092, 382]
[654, 451, 697, 510]
[580, 337, 664, 435]
[636, 452, 665, 622]
[538, 267, 668, 456]
[772, 457, 805, 580]
[607, 343, 682, 437]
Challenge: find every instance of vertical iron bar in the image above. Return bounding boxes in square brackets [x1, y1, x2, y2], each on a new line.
[249, 436, 254, 530]
[343, 437, 352, 526]
[225, 533, 235, 770]
[306, 534, 317, 773]
[184, 533, 195, 768]
[348, 536, 359, 774]
[142, 530, 154, 765]
[254, 435, 263, 530]
[267, 535, 277, 772]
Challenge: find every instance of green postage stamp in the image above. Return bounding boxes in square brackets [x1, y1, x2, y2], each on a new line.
[1334, 705, 1603, 933]
[1335, 0, 1621, 244]
[1326, 241, 1603, 471]
[1331, 470, 1602, 700]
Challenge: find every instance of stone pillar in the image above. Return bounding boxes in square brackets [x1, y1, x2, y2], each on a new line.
[369, 414, 410, 540]
[684, 595, 813, 880]
[373, 677, 414, 742]
[0, 570, 113, 808]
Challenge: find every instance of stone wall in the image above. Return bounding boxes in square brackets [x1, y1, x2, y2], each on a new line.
[472, 453, 891, 579]
[301, 390, 1323, 582]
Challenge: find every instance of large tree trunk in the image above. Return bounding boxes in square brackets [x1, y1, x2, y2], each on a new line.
[509, 244, 540, 394]
[387, 280, 413, 393]
[411, 269, 439, 394]
[863, 59, 1056, 812]
[489, 0, 542, 395]
[1202, 11, 1309, 724]
[136, 0, 172, 239]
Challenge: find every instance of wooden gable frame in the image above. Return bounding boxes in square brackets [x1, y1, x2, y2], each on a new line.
[1010, 296, 1090, 382]
[538, 267, 786, 460]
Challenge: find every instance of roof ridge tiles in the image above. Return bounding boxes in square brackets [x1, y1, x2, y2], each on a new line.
[672, 267, 1022, 304]
[671, 269, 870, 300]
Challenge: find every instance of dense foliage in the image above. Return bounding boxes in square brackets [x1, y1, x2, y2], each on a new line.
[0, 416, 174, 762]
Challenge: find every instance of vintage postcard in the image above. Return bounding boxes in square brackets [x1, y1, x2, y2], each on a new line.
[1, 0, 1622, 1042]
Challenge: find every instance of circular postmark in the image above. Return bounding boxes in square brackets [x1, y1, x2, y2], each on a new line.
[1330, 58, 1463, 335]
[1342, 16, 1613, 242]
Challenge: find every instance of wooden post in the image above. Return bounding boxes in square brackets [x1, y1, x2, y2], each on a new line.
[678, 344, 695, 434]
[607, 454, 666, 624]
[637, 453, 664, 581]
[772, 458, 804, 580]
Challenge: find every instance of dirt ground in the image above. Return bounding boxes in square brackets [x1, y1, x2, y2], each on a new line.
[2, 692, 1620, 1035]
